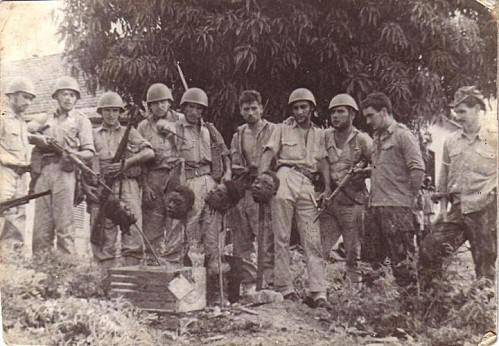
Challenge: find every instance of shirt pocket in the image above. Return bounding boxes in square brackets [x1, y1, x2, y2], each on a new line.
[376, 142, 395, 165]
[475, 147, 496, 176]
[2, 121, 24, 152]
[281, 139, 301, 160]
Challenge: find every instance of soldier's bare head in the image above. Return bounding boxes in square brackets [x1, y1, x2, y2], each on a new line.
[361, 92, 393, 132]
[239, 90, 263, 125]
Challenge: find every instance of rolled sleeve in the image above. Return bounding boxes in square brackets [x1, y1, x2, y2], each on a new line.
[263, 124, 282, 156]
[128, 128, 152, 150]
[78, 116, 95, 153]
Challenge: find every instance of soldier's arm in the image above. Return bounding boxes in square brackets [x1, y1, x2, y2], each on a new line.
[124, 128, 155, 169]
[69, 116, 95, 161]
[400, 130, 425, 196]
[258, 125, 282, 174]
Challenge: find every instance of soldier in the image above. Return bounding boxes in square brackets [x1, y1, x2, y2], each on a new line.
[319, 93, 372, 283]
[258, 88, 331, 308]
[138, 83, 185, 264]
[360, 92, 425, 287]
[175, 87, 231, 272]
[30, 76, 95, 255]
[229, 90, 276, 286]
[420, 86, 496, 287]
[0, 77, 36, 249]
[90, 92, 154, 266]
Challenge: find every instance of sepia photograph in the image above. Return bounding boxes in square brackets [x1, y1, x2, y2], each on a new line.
[0, 0, 497, 345]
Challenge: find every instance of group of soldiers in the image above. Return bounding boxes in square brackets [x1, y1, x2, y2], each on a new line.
[0, 75, 496, 308]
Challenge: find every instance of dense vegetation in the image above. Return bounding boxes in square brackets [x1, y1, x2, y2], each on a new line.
[58, 0, 496, 138]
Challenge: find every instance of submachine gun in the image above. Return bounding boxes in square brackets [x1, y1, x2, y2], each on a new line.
[0, 190, 51, 215]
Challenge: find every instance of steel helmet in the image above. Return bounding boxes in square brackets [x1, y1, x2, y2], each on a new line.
[52, 76, 81, 99]
[450, 86, 486, 110]
[146, 83, 173, 103]
[97, 92, 125, 114]
[328, 93, 359, 111]
[180, 87, 208, 108]
[288, 88, 316, 106]
[5, 77, 36, 98]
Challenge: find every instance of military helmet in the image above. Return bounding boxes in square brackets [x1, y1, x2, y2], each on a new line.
[288, 88, 316, 106]
[146, 83, 173, 103]
[97, 92, 125, 114]
[450, 86, 486, 110]
[328, 93, 359, 111]
[5, 77, 36, 98]
[52, 76, 81, 99]
[180, 87, 208, 108]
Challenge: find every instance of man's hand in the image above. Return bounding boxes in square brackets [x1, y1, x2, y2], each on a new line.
[318, 186, 332, 209]
[352, 166, 371, 178]
[28, 134, 51, 147]
[142, 184, 156, 204]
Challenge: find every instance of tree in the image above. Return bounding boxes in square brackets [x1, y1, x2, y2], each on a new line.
[59, 0, 496, 140]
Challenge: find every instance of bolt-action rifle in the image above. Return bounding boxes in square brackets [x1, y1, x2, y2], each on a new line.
[0, 190, 51, 215]
[313, 160, 368, 223]
[89, 105, 141, 246]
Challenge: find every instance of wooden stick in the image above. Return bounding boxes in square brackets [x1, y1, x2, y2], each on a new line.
[256, 203, 266, 290]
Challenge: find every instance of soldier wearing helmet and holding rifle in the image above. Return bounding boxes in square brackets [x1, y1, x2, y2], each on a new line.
[319, 93, 373, 283]
[29, 76, 95, 256]
[137, 83, 186, 265]
[89, 92, 154, 267]
[0, 77, 36, 250]
[419, 86, 497, 288]
[174, 87, 231, 274]
[258, 88, 331, 309]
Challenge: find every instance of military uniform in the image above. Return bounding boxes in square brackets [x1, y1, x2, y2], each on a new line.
[175, 116, 229, 264]
[31, 109, 94, 255]
[263, 118, 327, 297]
[320, 127, 372, 281]
[90, 123, 151, 263]
[229, 119, 275, 283]
[362, 120, 425, 286]
[0, 108, 31, 245]
[420, 127, 497, 282]
[137, 111, 185, 264]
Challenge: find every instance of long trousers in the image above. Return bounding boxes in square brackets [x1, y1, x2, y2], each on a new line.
[0, 166, 27, 247]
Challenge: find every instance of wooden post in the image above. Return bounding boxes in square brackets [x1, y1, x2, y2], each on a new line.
[256, 203, 266, 291]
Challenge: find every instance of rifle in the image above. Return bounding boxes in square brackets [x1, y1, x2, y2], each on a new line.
[46, 138, 113, 195]
[90, 105, 141, 246]
[0, 190, 51, 215]
[176, 61, 189, 90]
[313, 160, 367, 223]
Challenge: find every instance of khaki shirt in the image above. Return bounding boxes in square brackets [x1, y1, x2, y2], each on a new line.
[40, 109, 95, 153]
[264, 119, 326, 174]
[93, 124, 151, 162]
[0, 108, 30, 166]
[438, 128, 497, 214]
[175, 117, 228, 167]
[230, 119, 275, 170]
[137, 116, 179, 170]
[324, 127, 373, 183]
[370, 120, 425, 207]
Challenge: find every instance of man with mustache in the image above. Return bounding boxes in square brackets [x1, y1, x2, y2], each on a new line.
[0, 77, 36, 250]
[258, 88, 331, 308]
[419, 86, 497, 287]
[229, 90, 276, 287]
[360, 92, 425, 287]
[137, 83, 186, 264]
[319, 93, 372, 283]
[30, 76, 95, 256]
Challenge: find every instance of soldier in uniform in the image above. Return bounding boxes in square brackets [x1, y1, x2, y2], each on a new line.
[420, 86, 497, 286]
[0, 77, 36, 249]
[175, 87, 231, 272]
[360, 92, 425, 287]
[137, 83, 185, 264]
[258, 88, 331, 308]
[319, 93, 372, 283]
[30, 76, 95, 255]
[90, 92, 154, 266]
[229, 90, 276, 286]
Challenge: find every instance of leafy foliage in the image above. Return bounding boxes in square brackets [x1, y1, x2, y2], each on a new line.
[58, 0, 496, 139]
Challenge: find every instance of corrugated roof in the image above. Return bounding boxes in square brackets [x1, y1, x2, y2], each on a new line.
[1, 53, 103, 119]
